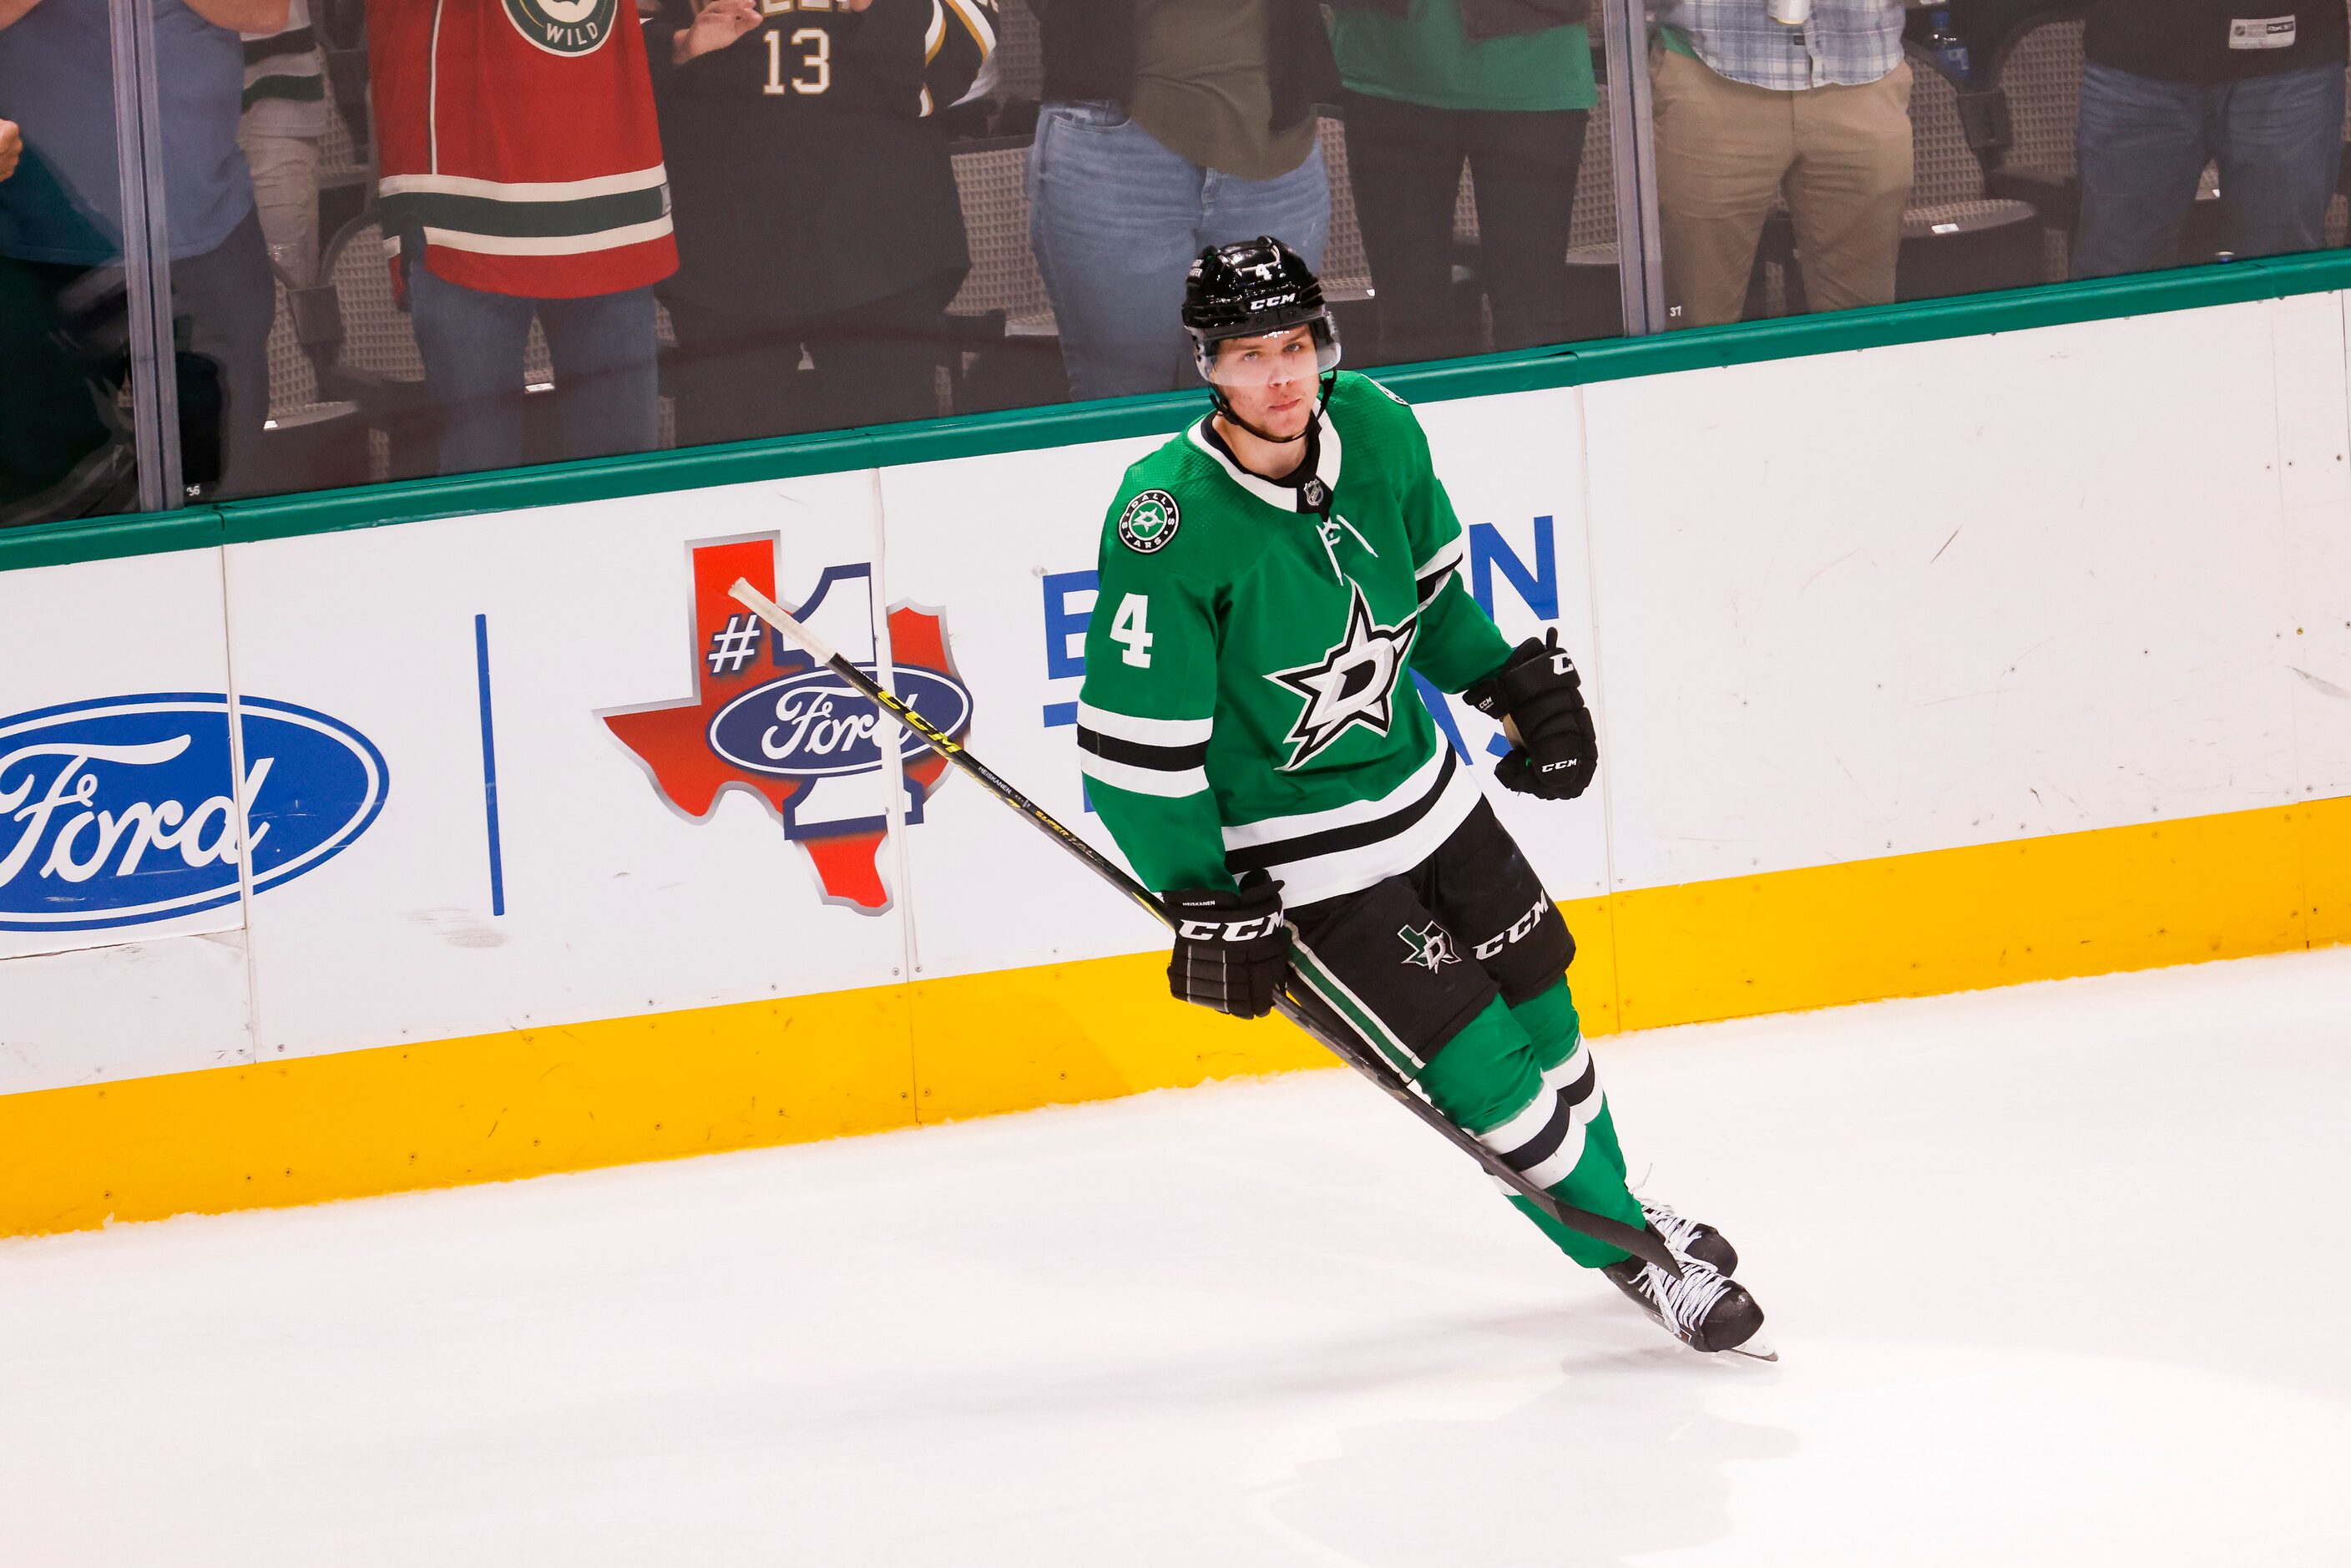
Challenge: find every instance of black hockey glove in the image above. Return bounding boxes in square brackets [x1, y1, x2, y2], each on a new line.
[1464, 627, 1599, 802]
[1165, 880, 1290, 1019]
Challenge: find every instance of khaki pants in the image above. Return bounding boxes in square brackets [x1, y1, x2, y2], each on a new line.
[237, 124, 323, 287]
[1650, 48, 1914, 329]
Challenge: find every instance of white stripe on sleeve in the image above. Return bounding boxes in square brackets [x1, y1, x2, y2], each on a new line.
[1078, 751, 1211, 799]
[1075, 703, 1214, 747]
[1415, 537, 1465, 581]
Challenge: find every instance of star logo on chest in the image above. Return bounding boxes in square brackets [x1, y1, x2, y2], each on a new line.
[1267, 584, 1417, 771]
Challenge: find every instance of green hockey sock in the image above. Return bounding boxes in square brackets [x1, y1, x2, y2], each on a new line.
[1414, 981, 1641, 1271]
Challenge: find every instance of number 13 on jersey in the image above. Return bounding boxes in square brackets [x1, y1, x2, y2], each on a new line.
[763, 27, 828, 94]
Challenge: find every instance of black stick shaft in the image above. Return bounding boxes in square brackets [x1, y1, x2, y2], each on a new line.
[726, 580, 1675, 1273]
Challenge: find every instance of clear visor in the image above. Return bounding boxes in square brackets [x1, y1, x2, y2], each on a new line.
[1195, 317, 1342, 389]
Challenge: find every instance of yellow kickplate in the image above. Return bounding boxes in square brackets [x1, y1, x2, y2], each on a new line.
[4, 794, 2343, 1239]
[0, 985, 917, 1237]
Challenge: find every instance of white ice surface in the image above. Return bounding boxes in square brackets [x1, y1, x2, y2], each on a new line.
[5, 948, 2350, 1566]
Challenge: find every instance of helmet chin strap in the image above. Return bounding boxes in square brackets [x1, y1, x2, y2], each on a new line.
[1211, 371, 1337, 448]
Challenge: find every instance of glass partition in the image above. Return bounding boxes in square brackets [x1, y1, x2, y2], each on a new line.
[1327, 0, 1628, 363]
[54, 0, 1642, 502]
[0, 0, 152, 524]
[1643, 0, 2351, 326]
[14, 0, 2351, 516]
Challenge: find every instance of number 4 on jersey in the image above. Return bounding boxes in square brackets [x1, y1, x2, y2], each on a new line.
[1110, 593, 1153, 668]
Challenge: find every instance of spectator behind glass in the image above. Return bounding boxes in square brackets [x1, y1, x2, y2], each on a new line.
[1029, 0, 1340, 398]
[654, 0, 998, 444]
[0, 0, 284, 503]
[2074, 0, 2348, 278]
[1328, 0, 1597, 364]
[366, 0, 677, 476]
[0, 89, 108, 524]
[240, 0, 328, 286]
[1650, 0, 1913, 328]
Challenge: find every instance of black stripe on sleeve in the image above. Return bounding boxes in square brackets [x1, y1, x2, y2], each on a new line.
[243, 27, 318, 65]
[1415, 567, 1451, 609]
[1075, 726, 1209, 773]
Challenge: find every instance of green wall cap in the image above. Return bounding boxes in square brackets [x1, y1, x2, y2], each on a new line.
[8, 247, 2351, 575]
[0, 506, 224, 572]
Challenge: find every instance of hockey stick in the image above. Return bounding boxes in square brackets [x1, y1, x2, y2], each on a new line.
[727, 579, 1679, 1275]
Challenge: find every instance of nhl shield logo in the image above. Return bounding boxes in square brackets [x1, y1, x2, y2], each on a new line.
[1118, 490, 1181, 554]
[599, 534, 973, 915]
[502, 0, 618, 55]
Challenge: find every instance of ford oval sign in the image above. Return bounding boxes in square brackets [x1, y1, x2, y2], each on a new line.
[0, 693, 388, 932]
[706, 666, 972, 780]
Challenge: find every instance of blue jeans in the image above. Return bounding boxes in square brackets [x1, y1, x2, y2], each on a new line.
[1029, 102, 1331, 400]
[406, 265, 660, 475]
[2073, 60, 2348, 280]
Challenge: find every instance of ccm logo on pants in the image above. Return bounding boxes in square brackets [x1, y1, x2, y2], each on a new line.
[1475, 897, 1552, 961]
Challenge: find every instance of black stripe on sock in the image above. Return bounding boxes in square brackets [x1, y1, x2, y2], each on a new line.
[1500, 1089, 1576, 1172]
[1555, 1054, 1598, 1110]
[1500, 1057, 1598, 1172]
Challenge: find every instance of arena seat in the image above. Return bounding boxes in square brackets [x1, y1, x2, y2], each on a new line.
[1899, 43, 2046, 299]
[946, 138, 1066, 411]
[321, 213, 564, 480]
[1983, 8, 2086, 278]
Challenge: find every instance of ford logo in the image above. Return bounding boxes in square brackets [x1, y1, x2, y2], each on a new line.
[706, 666, 971, 779]
[0, 693, 389, 932]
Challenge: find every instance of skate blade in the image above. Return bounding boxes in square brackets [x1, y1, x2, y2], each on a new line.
[1722, 1335, 1778, 1363]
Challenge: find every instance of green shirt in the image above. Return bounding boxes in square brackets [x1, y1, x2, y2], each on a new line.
[1130, 0, 1318, 181]
[1079, 372, 1514, 903]
[1330, 0, 1597, 114]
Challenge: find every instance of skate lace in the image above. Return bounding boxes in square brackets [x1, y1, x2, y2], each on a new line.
[1641, 1255, 1733, 1333]
[1640, 1201, 1702, 1254]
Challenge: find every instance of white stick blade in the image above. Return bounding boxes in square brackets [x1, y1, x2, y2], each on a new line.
[726, 578, 841, 665]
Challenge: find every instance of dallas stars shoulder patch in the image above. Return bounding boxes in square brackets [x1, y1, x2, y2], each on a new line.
[1118, 490, 1181, 554]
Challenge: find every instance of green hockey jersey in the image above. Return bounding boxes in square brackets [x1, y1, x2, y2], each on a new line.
[1078, 372, 1514, 906]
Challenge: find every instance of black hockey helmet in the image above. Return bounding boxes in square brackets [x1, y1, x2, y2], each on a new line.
[1181, 236, 1342, 392]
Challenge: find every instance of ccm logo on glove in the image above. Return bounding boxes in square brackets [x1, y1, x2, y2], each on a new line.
[1463, 627, 1600, 802]
[1165, 881, 1290, 1019]
[1177, 914, 1282, 942]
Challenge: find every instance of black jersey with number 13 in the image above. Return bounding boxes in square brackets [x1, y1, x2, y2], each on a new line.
[652, 0, 999, 316]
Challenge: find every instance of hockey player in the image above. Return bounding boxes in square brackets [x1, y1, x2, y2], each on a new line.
[1078, 237, 1767, 1356]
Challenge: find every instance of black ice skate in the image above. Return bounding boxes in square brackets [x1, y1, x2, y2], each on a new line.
[1602, 1249, 1774, 1360]
[1639, 1201, 1738, 1276]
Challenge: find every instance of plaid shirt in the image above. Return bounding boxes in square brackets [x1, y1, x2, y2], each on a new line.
[1656, 0, 1908, 90]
